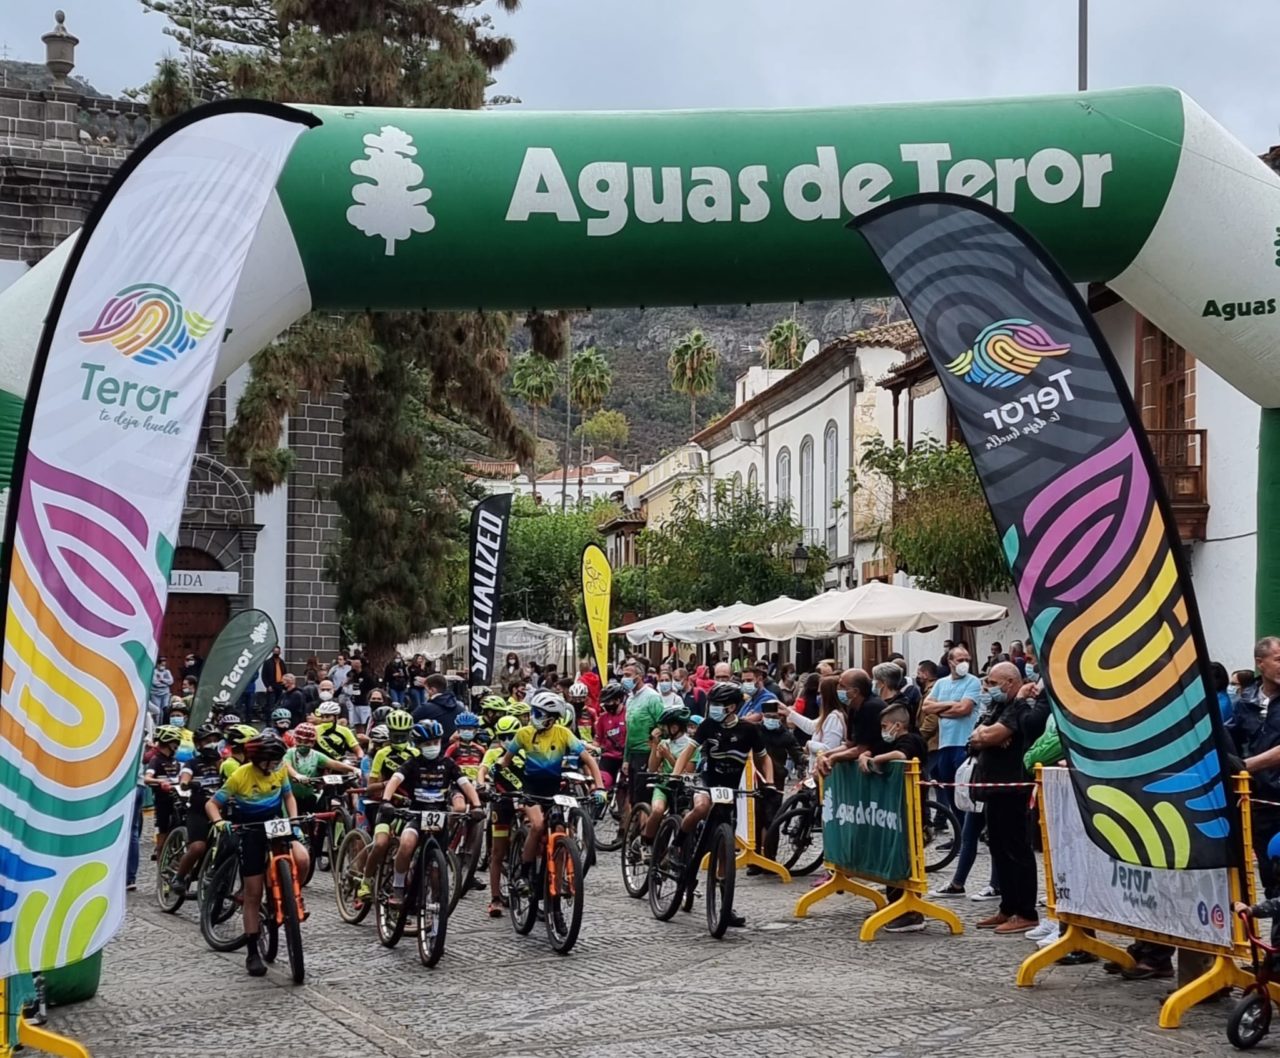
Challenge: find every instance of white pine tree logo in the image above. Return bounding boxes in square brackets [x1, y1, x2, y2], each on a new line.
[346, 125, 436, 255]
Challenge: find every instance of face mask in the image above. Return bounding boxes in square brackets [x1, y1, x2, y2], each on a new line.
[953, 662, 970, 678]
[460, 729, 476, 741]
[1228, 685, 1241, 702]
[836, 689, 849, 705]
[658, 681, 673, 694]
[989, 687, 1008, 704]
[708, 704, 726, 722]
[198, 744, 220, 760]
[621, 677, 636, 691]
[881, 727, 897, 742]
[742, 681, 756, 694]
[171, 717, 186, 728]
[1024, 666, 1039, 682]
[763, 717, 780, 730]
[420, 744, 441, 760]
[319, 690, 334, 702]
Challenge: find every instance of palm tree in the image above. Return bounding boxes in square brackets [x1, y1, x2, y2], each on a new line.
[570, 346, 612, 504]
[510, 352, 558, 476]
[762, 318, 811, 370]
[668, 329, 720, 432]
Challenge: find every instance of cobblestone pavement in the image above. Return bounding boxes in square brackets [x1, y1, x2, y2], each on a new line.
[53, 835, 1234, 1058]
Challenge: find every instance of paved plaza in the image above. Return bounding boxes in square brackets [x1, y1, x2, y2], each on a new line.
[50, 837, 1237, 1058]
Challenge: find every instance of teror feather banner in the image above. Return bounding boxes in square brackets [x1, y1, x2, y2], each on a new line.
[855, 194, 1233, 870]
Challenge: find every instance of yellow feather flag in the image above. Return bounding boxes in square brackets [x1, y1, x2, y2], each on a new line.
[581, 543, 612, 679]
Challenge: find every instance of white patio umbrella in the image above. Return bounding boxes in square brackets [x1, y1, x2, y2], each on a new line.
[611, 609, 707, 645]
[696, 596, 800, 639]
[659, 602, 748, 644]
[748, 581, 1007, 640]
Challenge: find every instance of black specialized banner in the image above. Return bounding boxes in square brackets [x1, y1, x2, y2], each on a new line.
[468, 493, 512, 688]
[189, 608, 279, 729]
[855, 194, 1232, 870]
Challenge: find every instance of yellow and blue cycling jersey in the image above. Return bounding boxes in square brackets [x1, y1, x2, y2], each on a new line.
[213, 761, 292, 821]
[505, 725, 584, 793]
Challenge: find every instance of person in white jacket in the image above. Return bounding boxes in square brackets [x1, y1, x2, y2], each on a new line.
[780, 675, 846, 768]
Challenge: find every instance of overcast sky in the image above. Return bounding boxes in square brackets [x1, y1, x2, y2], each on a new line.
[4, 1, 1277, 151]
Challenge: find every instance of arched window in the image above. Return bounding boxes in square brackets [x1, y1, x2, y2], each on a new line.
[824, 421, 839, 552]
[747, 464, 758, 496]
[730, 471, 742, 504]
[799, 435, 814, 532]
[775, 447, 791, 511]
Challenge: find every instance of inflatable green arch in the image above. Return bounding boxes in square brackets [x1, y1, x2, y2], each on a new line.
[1, 85, 1279, 975]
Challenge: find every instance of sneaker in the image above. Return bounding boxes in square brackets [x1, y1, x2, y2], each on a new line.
[389, 885, 405, 907]
[487, 900, 504, 919]
[883, 912, 926, 933]
[727, 911, 746, 928]
[1120, 961, 1173, 980]
[245, 943, 267, 978]
[125, 882, 138, 892]
[745, 865, 764, 877]
[356, 880, 372, 902]
[810, 871, 832, 889]
[1058, 951, 1099, 966]
[929, 883, 965, 898]
[1025, 918, 1058, 942]
[969, 885, 1000, 902]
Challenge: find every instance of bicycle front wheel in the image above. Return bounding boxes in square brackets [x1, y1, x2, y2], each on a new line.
[156, 826, 188, 913]
[506, 828, 537, 935]
[621, 804, 650, 899]
[545, 835, 584, 955]
[276, 856, 305, 985]
[592, 789, 623, 852]
[417, 844, 449, 968]
[569, 806, 596, 875]
[922, 797, 961, 874]
[334, 828, 371, 925]
[375, 857, 407, 948]
[647, 815, 684, 922]
[705, 822, 736, 939]
[767, 804, 824, 876]
[199, 853, 246, 952]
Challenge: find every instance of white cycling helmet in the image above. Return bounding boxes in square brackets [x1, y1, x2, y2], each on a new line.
[528, 690, 568, 730]
[316, 701, 342, 719]
[568, 681, 590, 700]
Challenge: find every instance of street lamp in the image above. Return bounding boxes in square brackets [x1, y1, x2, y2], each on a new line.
[791, 542, 809, 577]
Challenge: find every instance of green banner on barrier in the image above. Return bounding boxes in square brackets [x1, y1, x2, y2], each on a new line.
[821, 761, 911, 883]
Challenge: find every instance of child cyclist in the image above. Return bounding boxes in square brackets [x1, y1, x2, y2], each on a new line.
[641, 704, 695, 846]
[206, 730, 309, 977]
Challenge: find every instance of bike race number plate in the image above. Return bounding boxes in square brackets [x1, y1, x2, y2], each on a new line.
[322, 774, 344, 786]
[710, 787, 735, 805]
[421, 810, 447, 832]
[264, 817, 291, 839]
[553, 794, 578, 808]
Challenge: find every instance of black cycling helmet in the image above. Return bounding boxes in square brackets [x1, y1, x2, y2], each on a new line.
[599, 682, 627, 705]
[371, 704, 392, 728]
[194, 723, 221, 743]
[706, 682, 744, 709]
[659, 704, 690, 727]
[245, 729, 287, 763]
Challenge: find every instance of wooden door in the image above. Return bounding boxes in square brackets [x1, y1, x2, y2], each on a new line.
[161, 592, 230, 665]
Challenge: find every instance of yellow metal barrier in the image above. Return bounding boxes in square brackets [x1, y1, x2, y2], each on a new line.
[1017, 767, 1259, 1029]
[0, 978, 91, 1058]
[793, 759, 963, 941]
[734, 756, 792, 883]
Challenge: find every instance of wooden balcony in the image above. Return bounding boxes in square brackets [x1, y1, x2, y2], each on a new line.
[1148, 428, 1209, 542]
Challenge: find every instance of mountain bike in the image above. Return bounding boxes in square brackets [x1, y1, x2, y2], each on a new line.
[590, 782, 624, 852]
[198, 825, 246, 952]
[238, 812, 331, 984]
[333, 790, 373, 925]
[762, 776, 825, 877]
[505, 791, 587, 955]
[373, 803, 452, 967]
[647, 774, 752, 939]
[559, 766, 597, 873]
[155, 786, 195, 912]
[620, 798, 651, 898]
[444, 800, 486, 914]
[298, 772, 360, 885]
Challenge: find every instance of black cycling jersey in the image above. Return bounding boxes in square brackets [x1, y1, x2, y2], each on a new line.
[692, 718, 765, 788]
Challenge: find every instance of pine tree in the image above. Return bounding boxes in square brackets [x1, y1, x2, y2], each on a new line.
[138, 0, 537, 668]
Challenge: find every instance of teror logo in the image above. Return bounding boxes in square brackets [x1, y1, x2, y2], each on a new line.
[945, 319, 1069, 389]
[79, 282, 213, 366]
